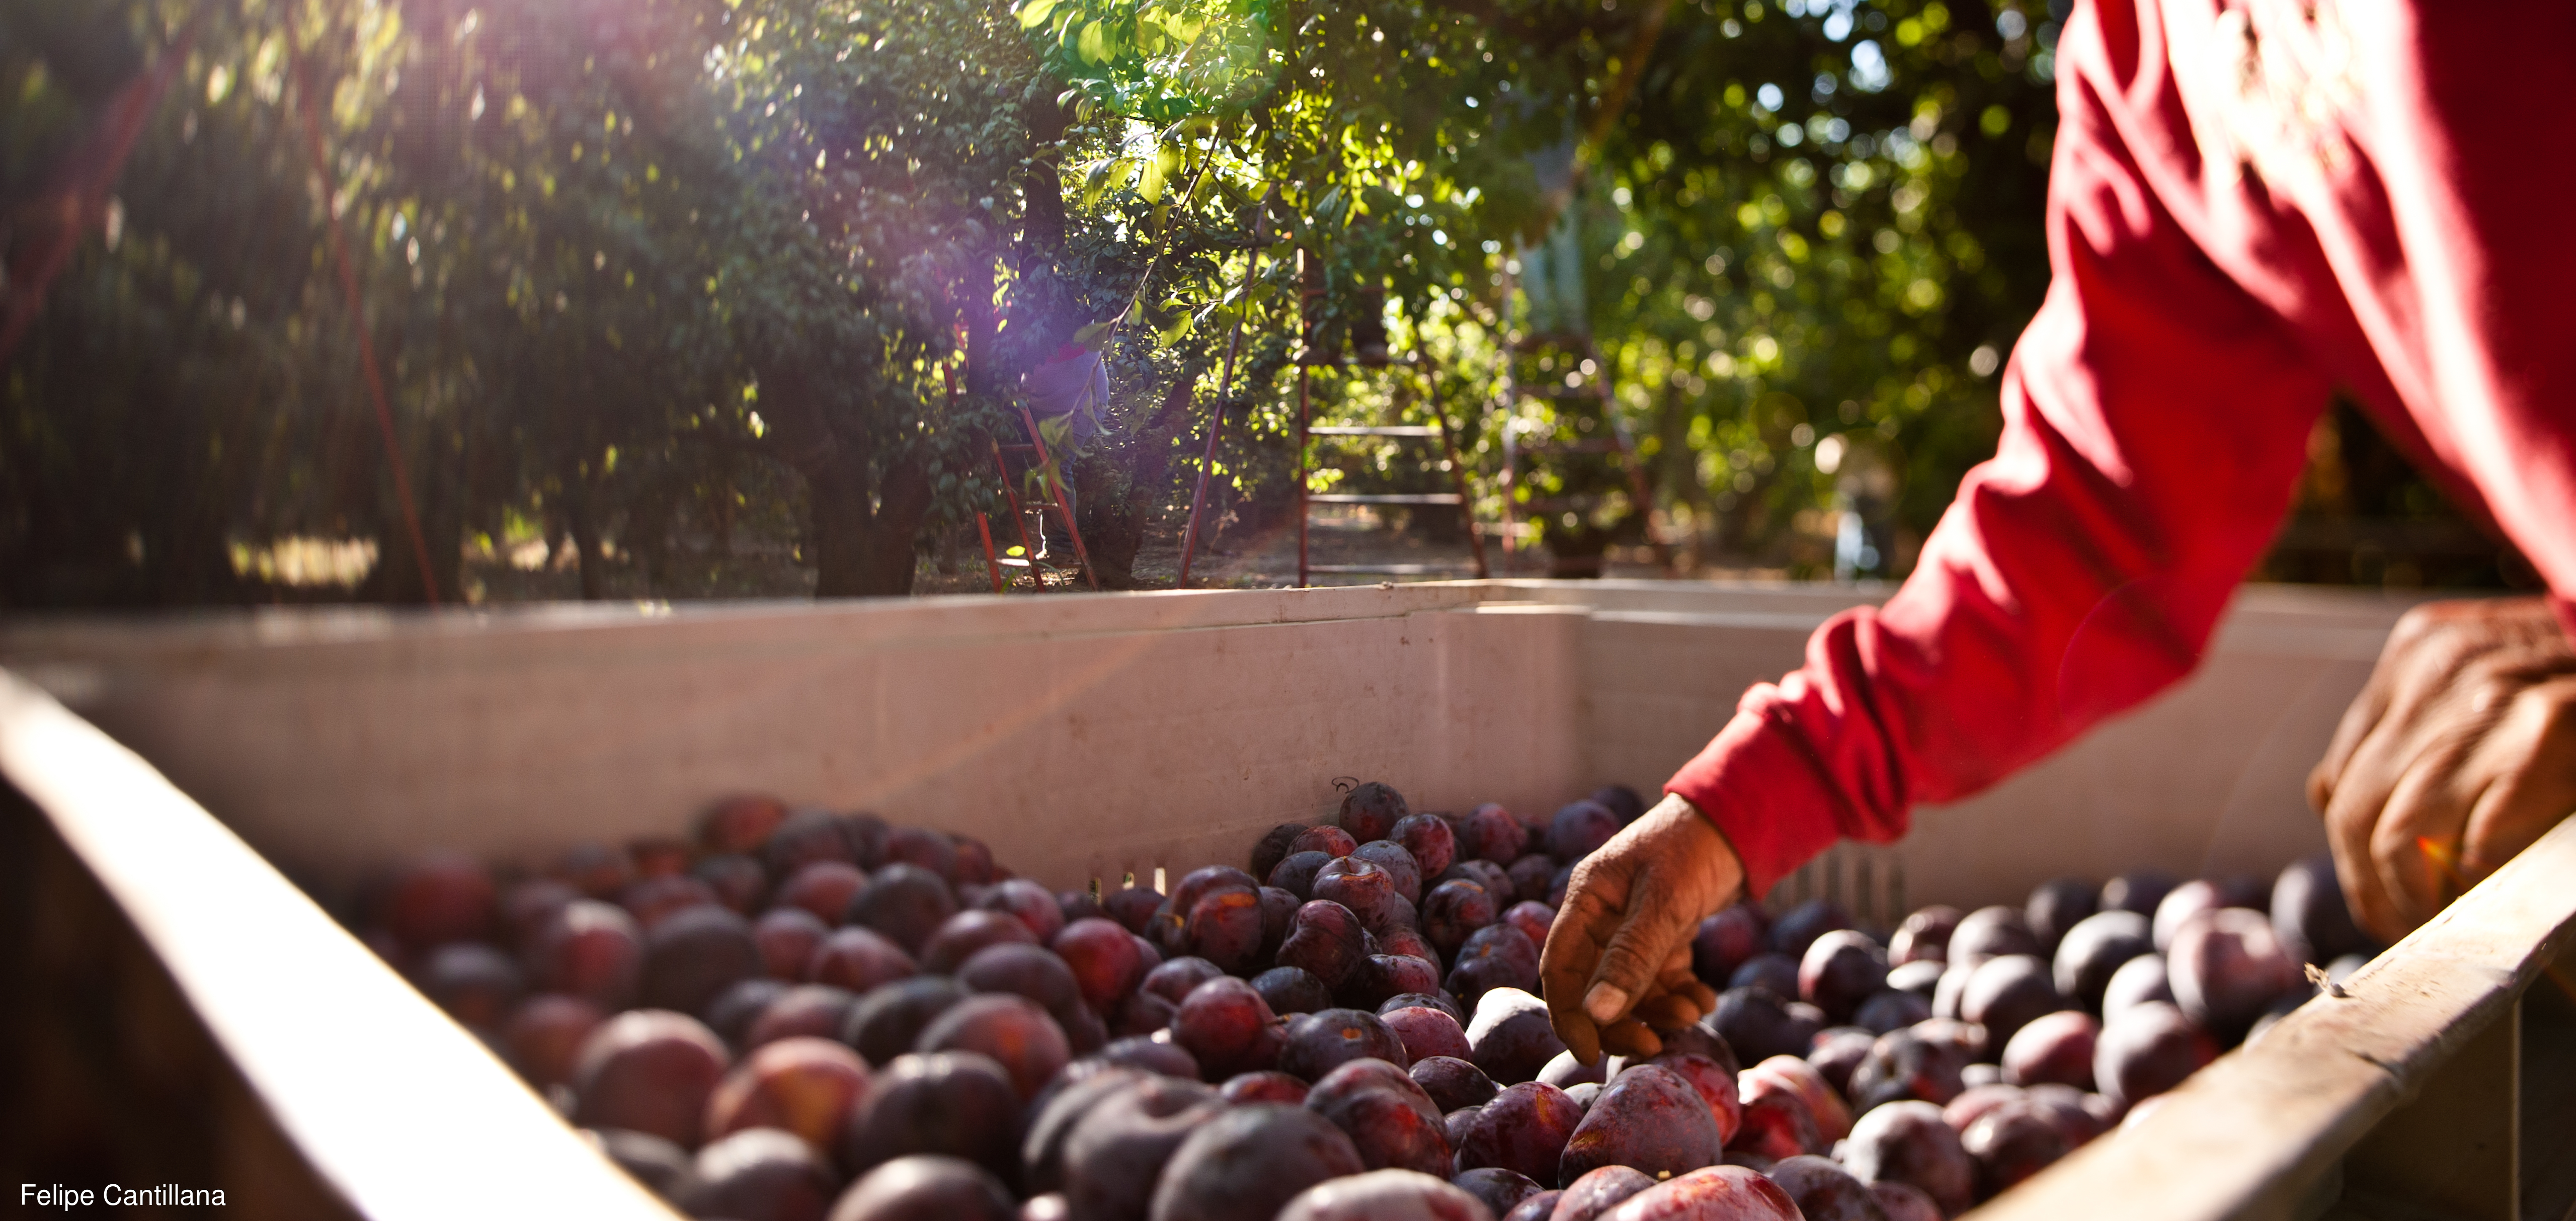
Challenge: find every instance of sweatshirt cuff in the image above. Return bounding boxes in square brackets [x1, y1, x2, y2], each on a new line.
[1664, 707, 1850, 900]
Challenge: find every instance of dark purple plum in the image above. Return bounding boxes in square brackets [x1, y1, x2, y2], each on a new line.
[642, 905, 762, 1015]
[1381, 992, 1468, 1025]
[1279, 901, 1373, 992]
[1599, 1166, 1803, 1221]
[2150, 880, 2228, 952]
[1305, 1060, 1450, 1174]
[1262, 887, 1305, 960]
[1143, 957, 1227, 1005]
[1959, 954, 2067, 1057]
[1505, 1189, 1564, 1221]
[1728, 1074, 1821, 1162]
[1841, 1100, 1973, 1217]
[1691, 907, 1766, 988]
[975, 878, 1066, 943]
[1116, 991, 1178, 1037]
[1446, 923, 1541, 1007]
[920, 910, 1038, 974]
[1385, 1006, 1474, 1064]
[1466, 989, 1567, 1086]
[1279, 1170, 1499, 1221]
[701, 794, 792, 856]
[1551, 1165, 1655, 1221]
[810, 927, 921, 995]
[1805, 1027, 1876, 1097]
[1457, 804, 1528, 865]
[1055, 919, 1148, 1013]
[572, 1009, 731, 1148]
[1252, 825, 1313, 884]
[1168, 866, 1261, 921]
[1411, 1055, 1499, 1112]
[1867, 1182, 1942, 1221]
[1887, 906, 1961, 967]
[1021, 1070, 1149, 1193]
[1256, 965, 1336, 1016]
[1852, 990, 1931, 1034]
[2001, 1010, 2098, 1090]
[679, 1127, 840, 1221]
[1886, 959, 1945, 1000]
[2273, 854, 2368, 967]
[1062, 1076, 1226, 1221]
[839, 1050, 1020, 1179]
[1393, 815, 1459, 880]
[1453, 1082, 1583, 1183]
[1222, 1071, 1311, 1104]
[1764, 900, 1850, 960]
[1546, 802, 1621, 864]
[1938, 1082, 2025, 1134]
[1422, 880, 1501, 959]
[1740, 1054, 1848, 1143]
[1537, 1051, 1604, 1090]
[746, 985, 861, 1050]
[418, 942, 523, 1029]
[1357, 955, 1445, 1011]
[1799, 931, 1889, 1022]
[621, 873, 720, 931]
[872, 827, 955, 882]
[1728, 953, 1801, 1000]
[829, 1155, 1016, 1221]
[525, 899, 645, 1010]
[1315, 858, 1411, 935]
[1269, 851, 1335, 899]
[586, 1126, 696, 1200]
[779, 862, 872, 925]
[2025, 878, 2099, 955]
[1279, 1008, 1410, 1079]
[697, 854, 771, 916]
[1171, 977, 1283, 1079]
[2093, 1000, 2215, 1109]
[958, 942, 1084, 1027]
[1180, 885, 1269, 975]
[705, 978, 793, 1047]
[1591, 785, 1647, 825]
[1354, 841, 1426, 905]
[1339, 782, 1411, 844]
[1558, 1064, 1722, 1186]
[1947, 907, 2042, 971]
[2100, 870, 2179, 919]
[1961, 1099, 2074, 1199]
[915, 993, 1071, 1101]
[754, 908, 832, 981]
[1657, 1023, 1740, 1077]
[1508, 856, 1559, 906]
[2100, 953, 2174, 1022]
[1059, 890, 1107, 926]
[848, 865, 960, 955]
[1845, 1024, 1971, 1111]
[1292, 826, 1361, 859]
[1452, 1168, 1546, 1219]
[2051, 910, 2153, 1013]
[1708, 987, 1820, 1066]
[843, 976, 969, 1067]
[1147, 1104, 1366, 1221]
[1104, 886, 1165, 936]
[1090, 1036, 1202, 1080]
[1764, 1155, 1883, 1221]
[1503, 903, 1557, 953]
[2167, 907, 2302, 1039]
[507, 994, 607, 1087]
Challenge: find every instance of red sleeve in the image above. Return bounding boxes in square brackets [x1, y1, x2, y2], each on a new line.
[1666, 4, 2334, 897]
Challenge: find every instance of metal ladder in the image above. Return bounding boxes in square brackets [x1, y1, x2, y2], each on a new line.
[973, 391, 1099, 592]
[1294, 355, 1490, 587]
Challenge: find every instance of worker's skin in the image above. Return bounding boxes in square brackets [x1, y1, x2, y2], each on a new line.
[1540, 596, 2576, 1064]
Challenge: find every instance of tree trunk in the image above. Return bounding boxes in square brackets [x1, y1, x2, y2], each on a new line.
[763, 361, 935, 599]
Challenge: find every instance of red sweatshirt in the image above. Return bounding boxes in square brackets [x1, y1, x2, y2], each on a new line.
[1666, 0, 2576, 897]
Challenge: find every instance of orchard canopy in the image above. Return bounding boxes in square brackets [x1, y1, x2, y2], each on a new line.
[2, 0, 2081, 603]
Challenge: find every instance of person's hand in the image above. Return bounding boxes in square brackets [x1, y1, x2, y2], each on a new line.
[1540, 793, 1740, 1064]
[2308, 596, 2576, 943]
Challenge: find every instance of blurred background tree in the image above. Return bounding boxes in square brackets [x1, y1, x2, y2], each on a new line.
[0, 0, 2530, 605]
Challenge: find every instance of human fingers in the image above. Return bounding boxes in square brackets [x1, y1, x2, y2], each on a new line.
[1542, 852, 1635, 1066]
[2459, 676, 2576, 881]
[2365, 729, 2483, 937]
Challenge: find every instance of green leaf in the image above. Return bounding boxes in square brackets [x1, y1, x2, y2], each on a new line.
[1016, 0, 1059, 30]
[1077, 19, 1108, 64]
[1138, 153, 1167, 202]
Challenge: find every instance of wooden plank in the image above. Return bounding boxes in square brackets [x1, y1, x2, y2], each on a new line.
[2343, 1002, 2519, 1219]
[1967, 816, 2576, 1221]
[0, 670, 681, 1221]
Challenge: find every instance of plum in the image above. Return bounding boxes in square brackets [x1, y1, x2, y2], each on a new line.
[1508, 856, 1559, 906]
[916, 993, 1071, 1101]
[921, 910, 1040, 974]
[506, 993, 606, 1087]
[1841, 1101, 1973, 1217]
[1224, 1071, 1313, 1104]
[1728, 1073, 1821, 1161]
[419, 942, 523, 1029]
[1441, 861, 1519, 908]
[1446, 924, 1542, 1007]
[1960, 1062, 2003, 1089]
[1356, 841, 1428, 905]
[977, 878, 1068, 943]
[2100, 953, 2174, 1022]
[2100, 870, 2178, 919]
[1645, 1051, 1744, 1145]
[1253, 825, 1314, 883]
[1454, 1082, 1583, 1183]
[681, 1127, 841, 1221]
[1263, 887, 1307, 959]
[2029, 881, 2103, 954]
[622, 874, 722, 930]
[1105, 886, 1167, 935]
[1959, 954, 2067, 1057]
[1562, 1083, 1603, 1114]
[1844, 1025, 1969, 1111]
[706, 1035, 873, 1152]
[704, 794, 793, 855]
[1457, 804, 1528, 865]
[1280, 901, 1374, 992]
[1691, 907, 1766, 988]
[1117, 992, 1179, 1038]
[1452, 1168, 1545, 1219]
[1550, 1166, 1654, 1221]
[1092, 1035, 1202, 1080]
[1960, 1099, 2073, 1199]
[1271, 851, 1338, 900]
[1559, 1064, 1723, 1185]
[757, 908, 834, 981]
[1169, 866, 1261, 920]
[829, 1156, 1017, 1221]
[766, 810, 858, 878]
[1171, 977, 1283, 1079]
[1938, 1082, 2025, 1134]
[2272, 853, 2368, 967]
[1379, 926, 1445, 969]
[1061, 890, 1107, 926]
[2093, 1000, 2215, 1109]
[1063, 1076, 1227, 1221]
[2050, 910, 2152, 1013]
[1306, 1060, 1451, 1174]
[1386, 1006, 1475, 1064]
[1280, 1170, 1499, 1221]
[779, 862, 872, 925]
[1293, 826, 1362, 859]
[1852, 990, 1932, 1035]
[2021, 1082, 2111, 1144]
[1947, 907, 2041, 971]
[1412, 1055, 1500, 1112]
[1147, 1104, 1366, 1221]
[1170, 886, 1267, 972]
[1739, 1054, 1846, 1142]
[1055, 919, 1149, 1013]
[1023, 1069, 1151, 1192]
[1257, 965, 1338, 1016]
[1341, 781, 1412, 843]
[959, 942, 1085, 1027]
[643, 905, 764, 1014]
[1316, 858, 1413, 936]
[588, 1126, 698, 1200]
[1887, 907, 1961, 967]
[1361, 955, 1447, 1011]
[1762, 900, 1849, 961]
[1503, 903, 1557, 953]
[698, 854, 772, 915]
[1764, 1155, 1886, 1221]
[843, 976, 969, 1066]
[556, 841, 640, 902]
[708, 979, 795, 1047]
[1382, 992, 1468, 1025]
[1507, 1190, 1565, 1221]
[376, 850, 499, 953]
[1280, 1008, 1411, 1079]
[1799, 931, 1889, 1022]
[502, 878, 581, 949]
[1538, 1051, 1605, 1090]
[2001, 1010, 2099, 1090]
[1804, 1027, 1876, 1098]
[1466, 989, 1567, 1086]
[1595, 1166, 1801, 1221]
[1423, 880, 1502, 959]
[1727, 954, 1801, 1000]
[838, 1050, 1020, 1179]
[1592, 785, 1647, 824]
[810, 927, 921, 995]
[880, 827, 960, 882]
[849, 865, 962, 955]
[2149, 880, 2229, 952]
[748, 985, 863, 1049]
[2168, 907, 2302, 1039]
[1546, 802, 1621, 864]
[1866, 1182, 1941, 1221]
[1145, 957, 1230, 1005]
[1393, 815, 1460, 880]
[1885, 960, 1945, 1001]
[1708, 988, 1820, 1065]
[573, 1009, 732, 1148]
[525, 899, 645, 1009]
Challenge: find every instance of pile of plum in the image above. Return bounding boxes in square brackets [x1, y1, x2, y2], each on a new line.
[356, 782, 2372, 1221]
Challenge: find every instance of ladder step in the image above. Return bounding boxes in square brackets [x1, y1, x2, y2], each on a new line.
[1307, 563, 1481, 575]
[1307, 493, 1466, 505]
[1309, 426, 1441, 437]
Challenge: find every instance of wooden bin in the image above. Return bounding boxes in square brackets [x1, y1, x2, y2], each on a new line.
[0, 581, 2564, 1221]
